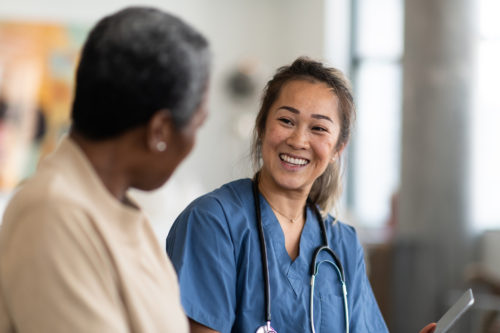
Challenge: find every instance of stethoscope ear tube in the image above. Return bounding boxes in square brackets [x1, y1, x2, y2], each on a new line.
[252, 177, 272, 324]
[311, 245, 346, 281]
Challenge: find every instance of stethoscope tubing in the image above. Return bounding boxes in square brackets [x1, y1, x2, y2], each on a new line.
[253, 178, 272, 323]
[252, 176, 348, 332]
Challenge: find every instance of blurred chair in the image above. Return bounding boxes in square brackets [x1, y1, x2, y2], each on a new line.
[466, 229, 500, 332]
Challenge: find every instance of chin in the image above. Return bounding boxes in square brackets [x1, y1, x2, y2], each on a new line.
[274, 178, 309, 192]
[136, 176, 171, 192]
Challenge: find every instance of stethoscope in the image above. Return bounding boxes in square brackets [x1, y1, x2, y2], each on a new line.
[252, 177, 350, 333]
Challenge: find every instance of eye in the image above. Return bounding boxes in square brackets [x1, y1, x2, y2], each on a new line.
[278, 117, 293, 126]
[312, 125, 328, 132]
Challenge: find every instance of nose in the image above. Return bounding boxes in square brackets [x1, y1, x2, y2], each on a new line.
[286, 127, 309, 150]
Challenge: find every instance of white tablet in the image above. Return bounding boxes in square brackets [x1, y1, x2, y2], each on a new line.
[434, 289, 474, 333]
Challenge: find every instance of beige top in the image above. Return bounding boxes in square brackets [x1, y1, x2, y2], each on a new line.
[0, 137, 188, 333]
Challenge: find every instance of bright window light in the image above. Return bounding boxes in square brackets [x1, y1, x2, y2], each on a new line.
[353, 62, 402, 226]
[351, 0, 403, 227]
[470, 0, 500, 230]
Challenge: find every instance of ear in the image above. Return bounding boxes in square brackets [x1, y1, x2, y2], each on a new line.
[331, 142, 347, 163]
[146, 110, 173, 153]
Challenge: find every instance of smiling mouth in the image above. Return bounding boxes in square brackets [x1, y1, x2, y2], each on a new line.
[279, 153, 309, 166]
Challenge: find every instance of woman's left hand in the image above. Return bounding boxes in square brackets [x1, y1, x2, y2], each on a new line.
[419, 323, 436, 333]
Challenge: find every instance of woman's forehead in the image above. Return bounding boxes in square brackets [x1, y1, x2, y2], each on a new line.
[271, 80, 340, 117]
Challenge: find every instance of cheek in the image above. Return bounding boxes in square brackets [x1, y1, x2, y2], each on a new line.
[314, 140, 337, 163]
[262, 126, 285, 149]
[171, 134, 196, 163]
[180, 124, 201, 154]
[183, 136, 196, 157]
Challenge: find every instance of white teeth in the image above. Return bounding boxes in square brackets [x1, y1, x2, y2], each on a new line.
[280, 154, 308, 166]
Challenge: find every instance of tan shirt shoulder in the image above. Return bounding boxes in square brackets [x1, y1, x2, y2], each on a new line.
[0, 137, 188, 333]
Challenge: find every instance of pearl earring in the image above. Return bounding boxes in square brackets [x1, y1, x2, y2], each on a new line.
[156, 141, 167, 152]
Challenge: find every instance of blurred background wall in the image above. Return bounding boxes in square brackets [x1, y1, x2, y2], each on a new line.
[0, 0, 338, 235]
[1, 0, 499, 332]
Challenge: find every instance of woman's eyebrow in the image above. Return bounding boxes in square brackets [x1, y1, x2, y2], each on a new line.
[278, 105, 299, 114]
[278, 105, 334, 123]
[311, 114, 333, 123]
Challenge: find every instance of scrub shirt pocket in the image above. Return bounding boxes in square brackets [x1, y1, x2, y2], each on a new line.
[313, 267, 347, 332]
[319, 293, 346, 332]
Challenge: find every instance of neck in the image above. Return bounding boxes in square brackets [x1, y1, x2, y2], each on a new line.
[70, 131, 133, 203]
[257, 172, 309, 224]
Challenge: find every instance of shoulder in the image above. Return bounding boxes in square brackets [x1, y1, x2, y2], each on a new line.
[2, 175, 78, 228]
[167, 178, 255, 252]
[325, 214, 358, 240]
[3, 150, 90, 225]
[1, 196, 95, 252]
[1, 168, 90, 239]
[0, 198, 108, 293]
[0, 150, 108, 255]
[323, 214, 364, 255]
[180, 178, 253, 217]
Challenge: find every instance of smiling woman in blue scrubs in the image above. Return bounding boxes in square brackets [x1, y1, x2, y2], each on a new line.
[167, 58, 436, 333]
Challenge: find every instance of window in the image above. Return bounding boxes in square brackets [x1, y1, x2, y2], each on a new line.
[350, 0, 404, 227]
[350, 0, 500, 231]
[471, 0, 500, 230]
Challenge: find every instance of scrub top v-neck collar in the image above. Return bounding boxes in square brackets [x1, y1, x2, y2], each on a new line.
[258, 193, 323, 297]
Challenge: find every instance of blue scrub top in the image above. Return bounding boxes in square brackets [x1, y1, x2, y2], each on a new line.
[167, 179, 388, 333]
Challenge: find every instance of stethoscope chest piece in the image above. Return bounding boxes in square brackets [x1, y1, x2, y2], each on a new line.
[256, 321, 277, 333]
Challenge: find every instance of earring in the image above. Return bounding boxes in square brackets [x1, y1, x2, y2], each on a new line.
[156, 141, 167, 152]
